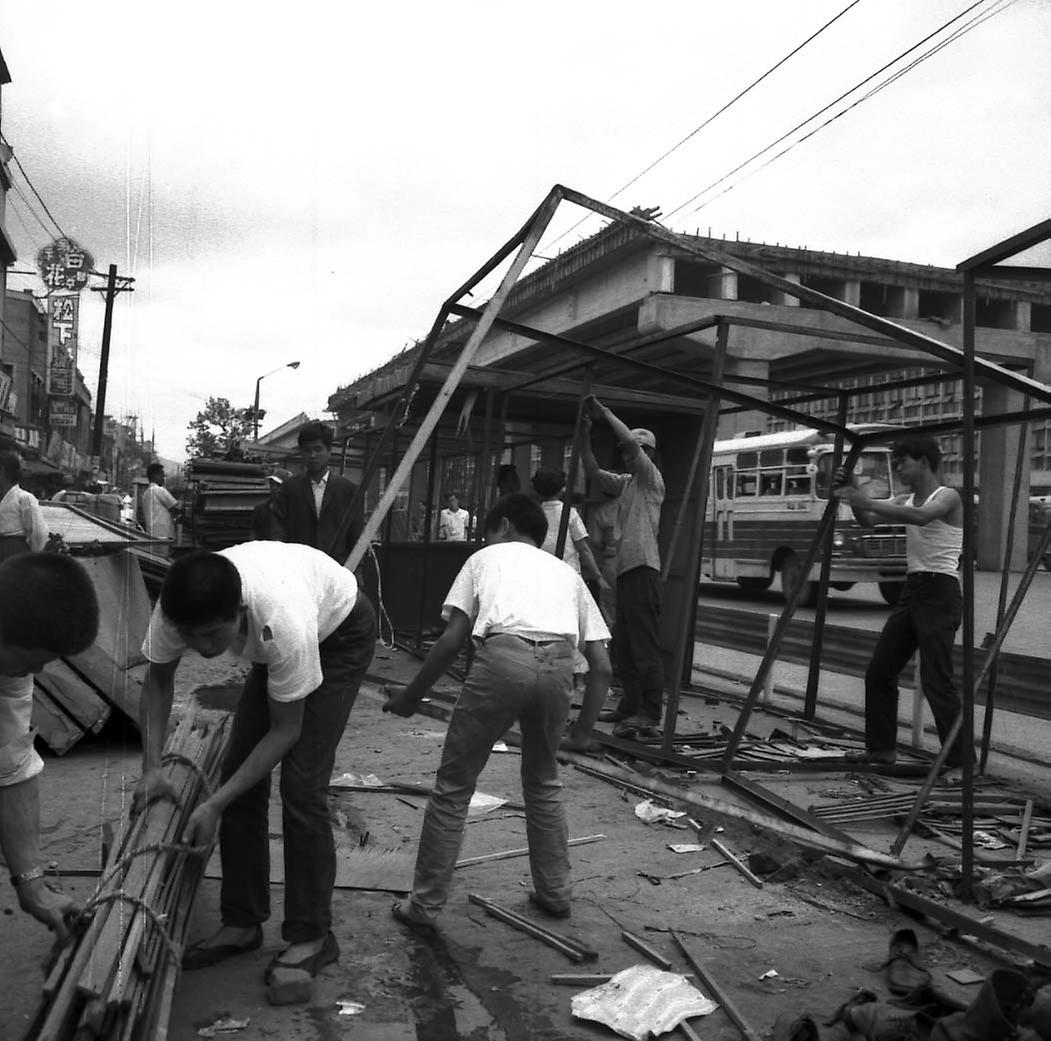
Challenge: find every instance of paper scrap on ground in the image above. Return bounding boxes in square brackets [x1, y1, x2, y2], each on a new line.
[759, 968, 779, 979]
[197, 1018, 250, 1037]
[668, 843, 704, 854]
[492, 741, 510, 753]
[468, 791, 508, 816]
[330, 771, 385, 788]
[571, 965, 717, 1040]
[634, 800, 687, 825]
[336, 1000, 366, 1016]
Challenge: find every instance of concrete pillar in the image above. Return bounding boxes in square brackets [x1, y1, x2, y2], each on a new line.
[1010, 301, 1031, 332]
[773, 272, 801, 307]
[718, 357, 770, 439]
[842, 280, 861, 307]
[887, 286, 919, 319]
[718, 267, 738, 301]
[976, 381, 1030, 571]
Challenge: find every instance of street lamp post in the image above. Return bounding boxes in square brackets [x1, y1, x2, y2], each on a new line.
[253, 361, 301, 441]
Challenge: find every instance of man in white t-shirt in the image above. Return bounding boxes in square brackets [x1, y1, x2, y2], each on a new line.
[384, 493, 611, 929]
[438, 493, 470, 541]
[0, 553, 99, 941]
[133, 542, 376, 988]
[140, 462, 180, 556]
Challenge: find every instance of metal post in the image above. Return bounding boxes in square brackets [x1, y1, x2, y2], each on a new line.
[414, 431, 440, 651]
[720, 440, 865, 772]
[803, 392, 849, 718]
[555, 369, 593, 560]
[980, 396, 1029, 772]
[959, 272, 977, 900]
[663, 322, 728, 753]
[90, 264, 118, 462]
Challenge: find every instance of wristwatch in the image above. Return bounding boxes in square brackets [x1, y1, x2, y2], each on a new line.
[10, 866, 46, 887]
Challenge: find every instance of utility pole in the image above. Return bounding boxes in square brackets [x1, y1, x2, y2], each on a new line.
[89, 264, 134, 468]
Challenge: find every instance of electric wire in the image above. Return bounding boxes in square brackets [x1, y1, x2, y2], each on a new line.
[663, 0, 994, 220]
[539, 0, 866, 253]
[0, 135, 66, 238]
[679, 0, 1017, 218]
[9, 180, 55, 239]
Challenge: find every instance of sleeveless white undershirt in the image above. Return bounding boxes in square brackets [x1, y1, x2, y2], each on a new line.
[905, 486, 962, 575]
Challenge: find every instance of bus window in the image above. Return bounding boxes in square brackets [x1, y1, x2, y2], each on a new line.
[785, 472, 810, 496]
[760, 449, 783, 466]
[786, 447, 810, 464]
[816, 450, 896, 499]
[736, 472, 758, 497]
[737, 451, 758, 469]
[760, 471, 783, 496]
[715, 468, 724, 498]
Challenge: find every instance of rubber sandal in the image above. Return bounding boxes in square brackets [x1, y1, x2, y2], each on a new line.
[527, 891, 571, 918]
[391, 899, 437, 934]
[182, 924, 263, 971]
[263, 930, 339, 984]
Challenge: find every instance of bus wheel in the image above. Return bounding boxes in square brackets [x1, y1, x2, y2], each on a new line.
[736, 576, 772, 594]
[780, 553, 817, 607]
[878, 581, 904, 606]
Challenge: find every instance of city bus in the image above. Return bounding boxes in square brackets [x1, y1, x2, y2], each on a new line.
[702, 425, 907, 605]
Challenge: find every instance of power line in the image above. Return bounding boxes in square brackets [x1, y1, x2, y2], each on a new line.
[9, 180, 54, 239]
[540, 0, 866, 252]
[680, 0, 1017, 219]
[1, 139, 67, 239]
[664, 0, 994, 221]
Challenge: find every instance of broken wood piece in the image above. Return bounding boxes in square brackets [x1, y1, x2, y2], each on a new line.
[711, 838, 763, 889]
[455, 834, 605, 869]
[1018, 799, 1034, 859]
[672, 931, 764, 1041]
[551, 974, 616, 987]
[467, 893, 597, 962]
[621, 930, 672, 970]
[678, 1020, 704, 1041]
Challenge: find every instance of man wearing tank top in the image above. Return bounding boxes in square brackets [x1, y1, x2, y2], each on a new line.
[835, 435, 969, 769]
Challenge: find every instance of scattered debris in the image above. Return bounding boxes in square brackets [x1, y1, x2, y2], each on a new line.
[621, 930, 673, 970]
[758, 969, 779, 980]
[468, 792, 509, 816]
[335, 1000, 366, 1016]
[467, 893, 597, 962]
[197, 1017, 250, 1038]
[634, 800, 687, 825]
[667, 843, 704, 854]
[570, 965, 717, 1041]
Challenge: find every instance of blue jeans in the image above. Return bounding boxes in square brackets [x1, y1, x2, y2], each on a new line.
[218, 594, 376, 942]
[864, 572, 968, 766]
[410, 634, 575, 920]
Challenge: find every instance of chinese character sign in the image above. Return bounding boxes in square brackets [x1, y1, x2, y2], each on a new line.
[36, 237, 95, 292]
[49, 399, 78, 428]
[48, 294, 79, 397]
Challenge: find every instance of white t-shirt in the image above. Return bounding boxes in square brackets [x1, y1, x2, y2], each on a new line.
[539, 500, 587, 573]
[142, 542, 359, 703]
[442, 542, 609, 648]
[0, 485, 47, 551]
[439, 507, 470, 541]
[142, 483, 177, 540]
[0, 674, 42, 788]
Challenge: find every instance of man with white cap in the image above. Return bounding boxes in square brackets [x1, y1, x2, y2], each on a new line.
[581, 395, 665, 735]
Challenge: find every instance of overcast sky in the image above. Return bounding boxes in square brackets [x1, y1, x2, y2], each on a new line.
[1, 0, 1048, 463]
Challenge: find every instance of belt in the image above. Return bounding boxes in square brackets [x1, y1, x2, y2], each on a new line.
[481, 630, 567, 646]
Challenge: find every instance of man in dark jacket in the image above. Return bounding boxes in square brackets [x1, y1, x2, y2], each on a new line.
[272, 422, 362, 563]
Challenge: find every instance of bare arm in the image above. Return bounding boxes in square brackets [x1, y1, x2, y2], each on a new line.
[24, 497, 48, 552]
[573, 536, 606, 588]
[0, 778, 78, 938]
[133, 659, 182, 812]
[383, 609, 472, 715]
[563, 639, 612, 752]
[580, 414, 601, 479]
[585, 396, 643, 468]
[839, 484, 960, 527]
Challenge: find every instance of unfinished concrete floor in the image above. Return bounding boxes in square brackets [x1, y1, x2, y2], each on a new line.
[3, 642, 1047, 1041]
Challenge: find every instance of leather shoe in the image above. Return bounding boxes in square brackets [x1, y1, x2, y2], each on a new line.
[598, 708, 631, 723]
[527, 891, 570, 918]
[182, 924, 263, 971]
[263, 930, 339, 983]
[885, 928, 931, 995]
[391, 898, 437, 934]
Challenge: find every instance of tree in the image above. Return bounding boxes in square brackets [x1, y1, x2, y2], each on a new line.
[185, 397, 254, 459]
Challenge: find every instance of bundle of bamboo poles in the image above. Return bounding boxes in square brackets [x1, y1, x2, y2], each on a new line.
[24, 709, 228, 1041]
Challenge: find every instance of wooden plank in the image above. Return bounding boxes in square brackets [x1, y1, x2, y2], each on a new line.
[35, 660, 111, 734]
[31, 686, 86, 756]
[672, 932, 764, 1041]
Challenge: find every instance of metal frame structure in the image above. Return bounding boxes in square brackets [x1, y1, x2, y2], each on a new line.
[339, 190, 1051, 901]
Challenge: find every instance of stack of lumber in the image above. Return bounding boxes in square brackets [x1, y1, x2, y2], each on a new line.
[185, 459, 269, 549]
[24, 710, 227, 1041]
[31, 554, 154, 754]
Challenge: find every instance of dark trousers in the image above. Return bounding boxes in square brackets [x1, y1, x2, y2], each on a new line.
[218, 593, 376, 942]
[612, 565, 664, 724]
[864, 572, 968, 766]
